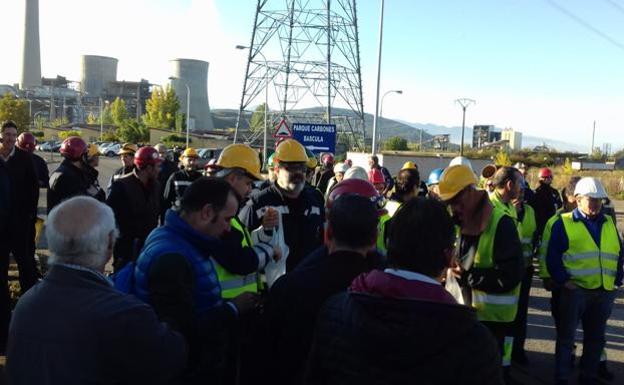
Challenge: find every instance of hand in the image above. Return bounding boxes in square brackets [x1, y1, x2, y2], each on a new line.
[262, 207, 279, 230]
[564, 280, 577, 290]
[450, 262, 464, 280]
[272, 244, 282, 262]
[230, 292, 261, 315]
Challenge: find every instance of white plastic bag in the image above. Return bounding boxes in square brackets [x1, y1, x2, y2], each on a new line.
[264, 210, 289, 288]
[445, 269, 465, 305]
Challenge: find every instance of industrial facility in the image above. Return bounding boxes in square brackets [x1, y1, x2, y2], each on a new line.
[1, 0, 215, 131]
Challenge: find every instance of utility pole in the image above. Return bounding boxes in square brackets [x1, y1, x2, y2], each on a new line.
[371, 0, 385, 155]
[455, 98, 475, 156]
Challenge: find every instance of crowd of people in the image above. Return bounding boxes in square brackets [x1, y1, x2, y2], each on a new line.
[0, 118, 622, 385]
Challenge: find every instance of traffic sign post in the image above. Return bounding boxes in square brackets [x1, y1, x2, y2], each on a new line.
[292, 123, 336, 154]
[273, 118, 292, 138]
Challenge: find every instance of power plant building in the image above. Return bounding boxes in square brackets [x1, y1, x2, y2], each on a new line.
[169, 59, 214, 131]
[502, 128, 523, 151]
[472, 125, 500, 148]
[80, 55, 119, 97]
[20, 0, 42, 89]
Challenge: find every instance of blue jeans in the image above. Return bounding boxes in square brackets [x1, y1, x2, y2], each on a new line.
[554, 286, 616, 380]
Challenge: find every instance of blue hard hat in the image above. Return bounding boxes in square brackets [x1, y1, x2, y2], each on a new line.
[427, 168, 445, 186]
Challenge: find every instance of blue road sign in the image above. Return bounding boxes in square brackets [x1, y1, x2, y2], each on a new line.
[292, 123, 337, 154]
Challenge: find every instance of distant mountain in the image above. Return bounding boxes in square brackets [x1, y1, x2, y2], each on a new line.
[210, 108, 585, 152]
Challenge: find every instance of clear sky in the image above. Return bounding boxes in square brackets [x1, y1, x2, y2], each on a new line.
[1, 0, 623, 150]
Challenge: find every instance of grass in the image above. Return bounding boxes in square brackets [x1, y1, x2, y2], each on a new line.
[525, 166, 624, 200]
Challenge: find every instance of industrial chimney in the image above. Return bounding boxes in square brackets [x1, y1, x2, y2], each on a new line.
[169, 59, 214, 131]
[20, 0, 42, 89]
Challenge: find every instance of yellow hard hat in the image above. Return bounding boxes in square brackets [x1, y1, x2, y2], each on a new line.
[438, 165, 479, 201]
[118, 143, 138, 155]
[216, 144, 262, 180]
[182, 147, 199, 158]
[274, 139, 309, 163]
[401, 161, 417, 171]
[87, 144, 100, 158]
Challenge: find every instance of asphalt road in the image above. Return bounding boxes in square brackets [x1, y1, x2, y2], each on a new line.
[34, 153, 624, 384]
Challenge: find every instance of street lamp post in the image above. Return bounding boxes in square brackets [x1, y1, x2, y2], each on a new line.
[455, 98, 475, 156]
[236, 45, 269, 169]
[379, 89, 402, 152]
[169, 76, 191, 148]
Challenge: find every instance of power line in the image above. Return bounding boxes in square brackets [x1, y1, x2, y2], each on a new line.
[543, 0, 624, 53]
[603, 0, 624, 17]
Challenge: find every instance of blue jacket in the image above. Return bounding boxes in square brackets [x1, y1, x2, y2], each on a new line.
[546, 208, 624, 286]
[135, 210, 223, 315]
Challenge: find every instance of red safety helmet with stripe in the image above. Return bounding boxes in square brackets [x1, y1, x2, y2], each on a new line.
[17, 132, 37, 152]
[327, 178, 386, 216]
[60, 136, 88, 161]
[134, 146, 163, 169]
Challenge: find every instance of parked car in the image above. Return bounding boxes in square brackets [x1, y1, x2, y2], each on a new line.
[104, 143, 122, 157]
[196, 148, 223, 169]
[98, 142, 115, 154]
[37, 140, 61, 152]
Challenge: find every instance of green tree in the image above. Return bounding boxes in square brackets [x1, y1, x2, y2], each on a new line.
[34, 115, 45, 130]
[142, 86, 180, 130]
[161, 133, 189, 148]
[58, 130, 82, 140]
[109, 97, 129, 126]
[174, 112, 186, 133]
[116, 119, 149, 143]
[101, 130, 119, 142]
[0, 93, 31, 132]
[249, 103, 267, 133]
[563, 157, 573, 175]
[51, 117, 69, 128]
[384, 136, 409, 151]
[494, 150, 512, 166]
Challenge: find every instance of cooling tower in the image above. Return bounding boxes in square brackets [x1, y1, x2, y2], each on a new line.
[80, 55, 118, 97]
[20, 0, 42, 89]
[169, 59, 214, 131]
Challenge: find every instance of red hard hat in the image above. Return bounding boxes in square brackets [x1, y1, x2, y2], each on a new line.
[17, 132, 37, 152]
[368, 168, 385, 185]
[60, 136, 88, 161]
[539, 167, 553, 178]
[327, 179, 386, 215]
[134, 146, 163, 169]
[322, 153, 334, 166]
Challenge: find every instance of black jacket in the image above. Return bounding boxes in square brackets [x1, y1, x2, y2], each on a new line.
[313, 167, 334, 195]
[163, 169, 203, 210]
[106, 172, 160, 268]
[48, 159, 95, 213]
[264, 247, 375, 385]
[7, 265, 187, 385]
[304, 291, 503, 385]
[530, 183, 563, 235]
[0, 159, 10, 232]
[4, 147, 38, 232]
[239, 182, 324, 271]
[32, 153, 49, 188]
[107, 165, 134, 195]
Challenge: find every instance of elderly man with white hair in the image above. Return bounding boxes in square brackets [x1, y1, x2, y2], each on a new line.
[6, 196, 187, 385]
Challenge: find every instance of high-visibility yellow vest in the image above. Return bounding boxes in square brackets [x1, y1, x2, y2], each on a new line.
[519, 204, 537, 267]
[472, 207, 521, 323]
[377, 200, 402, 255]
[214, 217, 259, 299]
[538, 209, 564, 279]
[560, 212, 620, 291]
[490, 192, 522, 237]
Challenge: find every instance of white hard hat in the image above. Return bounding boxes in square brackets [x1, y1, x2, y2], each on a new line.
[574, 177, 608, 199]
[333, 162, 349, 174]
[449, 156, 473, 171]
[344, 166, 368, 181]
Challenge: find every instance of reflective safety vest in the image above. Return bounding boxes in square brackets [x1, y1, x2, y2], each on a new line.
[472, 207, 521, 323]
[560, 212, 620, 291]
[377, 200, 402, 255]
[214, 217, 259, 298]
[538, 209, 564, 279]
[519, 204, 537, 267]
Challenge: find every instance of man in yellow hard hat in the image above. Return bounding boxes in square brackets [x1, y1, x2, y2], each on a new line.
[107, 143, 137, 191]
[240, 138, 324, 271]
[163, 147, 202, 211]
[439, 164, 524, 385]
[212, 143, 279, 298]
